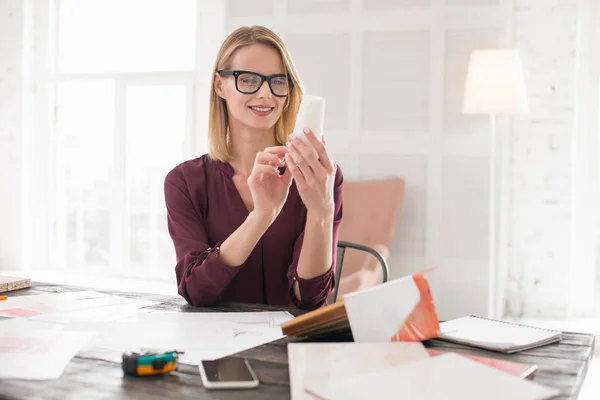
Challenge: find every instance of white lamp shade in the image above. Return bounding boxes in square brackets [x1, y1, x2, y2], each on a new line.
[462, 49, 529, 115]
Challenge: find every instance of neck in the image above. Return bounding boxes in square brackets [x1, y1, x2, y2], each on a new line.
[228, 119, 277, 177]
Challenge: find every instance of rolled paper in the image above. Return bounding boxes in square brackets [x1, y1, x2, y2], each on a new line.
[293, 94, 326, 143]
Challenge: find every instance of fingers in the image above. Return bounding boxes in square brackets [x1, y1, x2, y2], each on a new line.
[287, 135, 326, 185]
[263, 146, 289, 157]
[303, 129, 335, 174]
[286, 143, 317, 185]
[249, 164, 280, 180]
[285, 153, 306, 187]
[255, 151, 285, 167]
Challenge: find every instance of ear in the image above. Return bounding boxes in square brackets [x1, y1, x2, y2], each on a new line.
[214, 72, 226, 99]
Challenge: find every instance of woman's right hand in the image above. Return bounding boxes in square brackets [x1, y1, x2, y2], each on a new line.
[247, 146, 293, 222]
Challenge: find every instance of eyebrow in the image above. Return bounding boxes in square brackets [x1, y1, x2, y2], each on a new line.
[228, 68, 287, 76]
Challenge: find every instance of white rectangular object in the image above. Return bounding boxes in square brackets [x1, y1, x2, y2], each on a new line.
[293, 94, 326, 141]
[343, 274, 421, 342]
[305, 353, 559, 400]
[288, 342, 429, 400]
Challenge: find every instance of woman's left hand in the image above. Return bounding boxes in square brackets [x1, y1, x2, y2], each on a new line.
[285, 128, 336, 219]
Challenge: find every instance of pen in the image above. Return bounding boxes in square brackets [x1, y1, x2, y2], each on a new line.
[0, 295, 7, 301]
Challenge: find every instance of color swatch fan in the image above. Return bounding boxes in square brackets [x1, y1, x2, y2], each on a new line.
[281, 269, 440, 343]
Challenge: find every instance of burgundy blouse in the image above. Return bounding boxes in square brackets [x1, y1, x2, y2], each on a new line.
[164, 154, 344, 310]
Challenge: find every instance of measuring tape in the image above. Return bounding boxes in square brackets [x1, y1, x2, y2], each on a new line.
[122, 350, 184, 376]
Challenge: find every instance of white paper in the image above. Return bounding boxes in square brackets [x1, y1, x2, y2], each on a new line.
[288, 342, 429, 400]
[0, 320, 95, 380]
[293, 94, 326, 140]
[80, 311, 295, 365]
[0, 290, 160, 323]
[305, 353, 559, 400]
[343, 275, 421, 342]
[0, 291, 104, 311]
[29, 300, 160, 324]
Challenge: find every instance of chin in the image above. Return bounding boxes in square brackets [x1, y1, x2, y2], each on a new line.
[247, 122, 276, 132]
[245, 112, 281, 129]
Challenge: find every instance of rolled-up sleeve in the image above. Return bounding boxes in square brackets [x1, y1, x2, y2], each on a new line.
[164, 168, 242, 307]
[286, 168, 344, 310]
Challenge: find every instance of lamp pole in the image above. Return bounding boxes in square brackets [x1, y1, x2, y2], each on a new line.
[488, 113, 497, 319]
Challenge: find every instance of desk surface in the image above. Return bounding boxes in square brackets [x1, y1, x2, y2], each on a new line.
[0, 283, 596, 400]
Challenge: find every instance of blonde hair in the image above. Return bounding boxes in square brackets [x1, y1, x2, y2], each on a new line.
[208, 26, 304, 162]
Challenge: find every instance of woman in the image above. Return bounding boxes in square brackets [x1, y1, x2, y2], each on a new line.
[164, 25, 343, 310]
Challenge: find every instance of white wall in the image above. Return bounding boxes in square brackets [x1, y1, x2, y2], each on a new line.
[0, 0, 23, 270]
[505, 0, 584, 318]
[227, 0, 593, 319]
[227, 0, 513, 319]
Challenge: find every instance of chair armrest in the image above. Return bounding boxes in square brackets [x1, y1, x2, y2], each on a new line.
[337, 240, 390, 283]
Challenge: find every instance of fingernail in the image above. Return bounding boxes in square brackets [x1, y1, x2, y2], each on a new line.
[286, 141, 291, 148]
[290, 133, 297, 139]
[303, 127, 310, 134]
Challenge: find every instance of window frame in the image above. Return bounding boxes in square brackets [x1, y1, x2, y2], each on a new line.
[23, 0, 225, 280]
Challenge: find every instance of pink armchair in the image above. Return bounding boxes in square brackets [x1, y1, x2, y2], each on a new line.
[336, 177, 405, 297]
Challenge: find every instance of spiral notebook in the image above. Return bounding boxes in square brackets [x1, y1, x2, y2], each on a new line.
[438, 316, 562, 353]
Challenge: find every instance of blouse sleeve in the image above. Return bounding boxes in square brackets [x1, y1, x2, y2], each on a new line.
[286, 167, 344, 310]
[164, 166, 242, 307]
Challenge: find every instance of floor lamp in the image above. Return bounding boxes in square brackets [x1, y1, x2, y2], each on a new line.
[462, 49, 529, 319]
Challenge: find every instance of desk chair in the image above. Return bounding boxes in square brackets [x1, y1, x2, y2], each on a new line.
[333, 177, 405, 300]
[330, 240, 390, 303]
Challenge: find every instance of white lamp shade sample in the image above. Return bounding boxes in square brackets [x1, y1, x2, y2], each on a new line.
[293, 94, 326, 141]
[462, 49, 529, 115]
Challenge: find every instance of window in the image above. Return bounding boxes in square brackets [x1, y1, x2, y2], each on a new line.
[44, 0, 208, 280]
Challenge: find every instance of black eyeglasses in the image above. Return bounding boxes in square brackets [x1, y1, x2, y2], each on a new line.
[218, 70, 292, 97]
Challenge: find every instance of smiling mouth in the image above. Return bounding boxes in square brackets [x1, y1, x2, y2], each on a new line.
[249, 106, 275, 112]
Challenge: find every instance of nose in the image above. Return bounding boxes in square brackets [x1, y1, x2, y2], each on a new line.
[256, 79, 272, 99]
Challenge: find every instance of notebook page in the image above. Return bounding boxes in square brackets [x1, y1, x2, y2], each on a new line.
[440, 317, 560, 348]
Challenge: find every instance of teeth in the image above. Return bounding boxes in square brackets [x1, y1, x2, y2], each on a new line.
[251, 107, 271, 112]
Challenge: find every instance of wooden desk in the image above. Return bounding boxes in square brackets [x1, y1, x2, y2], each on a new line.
[0, 283, 595, 400]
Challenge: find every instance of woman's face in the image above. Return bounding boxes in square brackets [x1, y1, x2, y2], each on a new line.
[215, 43, 289, 131]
